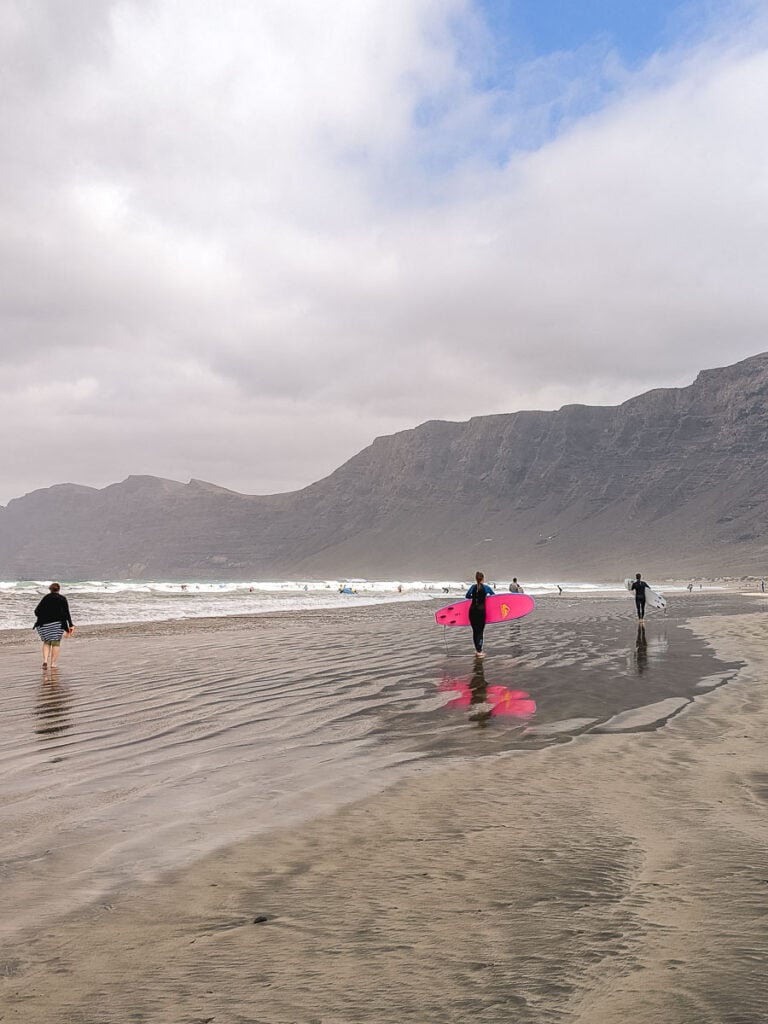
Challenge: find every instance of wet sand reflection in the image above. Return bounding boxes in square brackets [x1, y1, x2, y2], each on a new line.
[420, 603, 740, 756]
[439, 658, 537, 729]
[635, 623, 648, 674]
[629, 622, 669, 676]
[34, 670, 73, 740]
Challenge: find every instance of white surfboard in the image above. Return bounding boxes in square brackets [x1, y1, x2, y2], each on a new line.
[624, 578, 667, 611]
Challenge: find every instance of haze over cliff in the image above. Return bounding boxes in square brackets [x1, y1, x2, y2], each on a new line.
[2, 353, 768, 580]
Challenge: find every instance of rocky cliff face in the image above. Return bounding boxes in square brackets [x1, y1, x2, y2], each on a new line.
[2, 353, 768, 580]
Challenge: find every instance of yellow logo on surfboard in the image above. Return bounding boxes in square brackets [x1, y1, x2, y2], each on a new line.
[500, 603, 510, 618]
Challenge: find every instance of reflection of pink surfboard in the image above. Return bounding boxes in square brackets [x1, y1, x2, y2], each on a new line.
[435, 593, 535, 627]
[439, 677, 536, 718]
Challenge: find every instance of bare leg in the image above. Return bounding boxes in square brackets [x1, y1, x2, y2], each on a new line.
[50, 643, 60, 668]
[42, 642, 50, 667]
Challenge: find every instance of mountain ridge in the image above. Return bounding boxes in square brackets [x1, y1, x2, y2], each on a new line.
[2, 352, 768, 579]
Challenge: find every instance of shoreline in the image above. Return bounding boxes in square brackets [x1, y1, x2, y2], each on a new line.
[3, 601, 768, 1020]
[2, 584, 764, 644]
[2, 581, 764, 639]
[0, 591, 447, 644]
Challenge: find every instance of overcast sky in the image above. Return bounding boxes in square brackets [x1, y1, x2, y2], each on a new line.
[3, 0, 768, 504]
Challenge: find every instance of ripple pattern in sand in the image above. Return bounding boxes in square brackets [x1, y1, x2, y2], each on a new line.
[0, 596, 743, 939]
[2, 616, 438, 938]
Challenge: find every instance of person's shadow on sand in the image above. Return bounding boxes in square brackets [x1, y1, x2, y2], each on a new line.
[35, 671, 73, 740]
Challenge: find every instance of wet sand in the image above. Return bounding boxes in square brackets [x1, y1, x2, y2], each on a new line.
[2, 595, 768, 1022]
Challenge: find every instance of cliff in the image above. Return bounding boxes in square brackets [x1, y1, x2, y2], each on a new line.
[2, 353, 767, 579]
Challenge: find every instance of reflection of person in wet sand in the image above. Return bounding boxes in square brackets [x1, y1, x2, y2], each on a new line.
[439, 668, 536, 728]
[467, 658, 493, 725]
[33, 582, 75, 669]
[35, 670, 73, 739]
[634, 623, 648, 675]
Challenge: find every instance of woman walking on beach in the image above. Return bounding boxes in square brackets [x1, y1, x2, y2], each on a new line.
[34, 583, 74, 669]
[466, 571, 494, 657]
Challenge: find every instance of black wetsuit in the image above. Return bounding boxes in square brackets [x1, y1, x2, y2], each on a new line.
[631, 579, 649, 619]
[466, 583, 494, 652]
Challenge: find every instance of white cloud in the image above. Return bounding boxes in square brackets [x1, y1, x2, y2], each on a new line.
[2, 0, 768, 502]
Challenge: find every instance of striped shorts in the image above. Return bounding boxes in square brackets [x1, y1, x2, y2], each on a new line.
[37, 622, 65, 645]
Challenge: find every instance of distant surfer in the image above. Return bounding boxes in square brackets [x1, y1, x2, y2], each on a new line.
[556, 584, 563, 595]
[509, 578, 523, 593]
[466, 571, 495, 657]
[630, 573, 650, 621]
[33, 582, 75, 670]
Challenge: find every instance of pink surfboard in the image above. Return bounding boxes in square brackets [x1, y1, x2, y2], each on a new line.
[435, 593, 535, 627]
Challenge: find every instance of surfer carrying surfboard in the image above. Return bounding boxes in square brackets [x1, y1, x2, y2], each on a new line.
[465, 571, 495, 656]
[630, 573, 650, 622]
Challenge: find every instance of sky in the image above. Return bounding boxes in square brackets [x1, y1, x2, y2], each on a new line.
[2, 0, 768, 504]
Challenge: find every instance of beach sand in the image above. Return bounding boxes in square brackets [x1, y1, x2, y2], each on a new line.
[2, 596, 768, 1022]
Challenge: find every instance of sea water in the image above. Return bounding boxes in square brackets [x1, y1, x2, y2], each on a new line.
[0, 578, 634, 631]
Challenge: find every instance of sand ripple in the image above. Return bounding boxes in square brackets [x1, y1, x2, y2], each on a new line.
[0, 596, 743, 942]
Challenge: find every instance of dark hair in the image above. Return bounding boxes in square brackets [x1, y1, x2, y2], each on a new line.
[475, 570, 484, 591]
[635, 573, 641, 579]
[49, 582, 61, 592]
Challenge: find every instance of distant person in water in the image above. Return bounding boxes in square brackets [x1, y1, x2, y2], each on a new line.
[466, 571, 495, 657]
[508, 578, 523, 593]
[761, 579, 766, 593]
[630, 573, 650, 622]
[34, 582, 74, 669]
[556, 584, 563, 595]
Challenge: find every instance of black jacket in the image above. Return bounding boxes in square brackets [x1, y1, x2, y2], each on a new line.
[34, 593, 73, 629]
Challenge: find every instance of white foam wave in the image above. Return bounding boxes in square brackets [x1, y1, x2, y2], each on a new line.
[0, 576, 702, 631]
[1, 579, 443, 630]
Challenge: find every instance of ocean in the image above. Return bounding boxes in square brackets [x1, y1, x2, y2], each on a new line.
[0, 577, 642, 631]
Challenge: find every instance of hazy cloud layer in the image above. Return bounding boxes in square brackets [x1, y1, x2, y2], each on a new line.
[2, 0, 768, 503]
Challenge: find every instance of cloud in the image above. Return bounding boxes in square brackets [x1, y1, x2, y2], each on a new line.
[2, 0, 768, 503]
